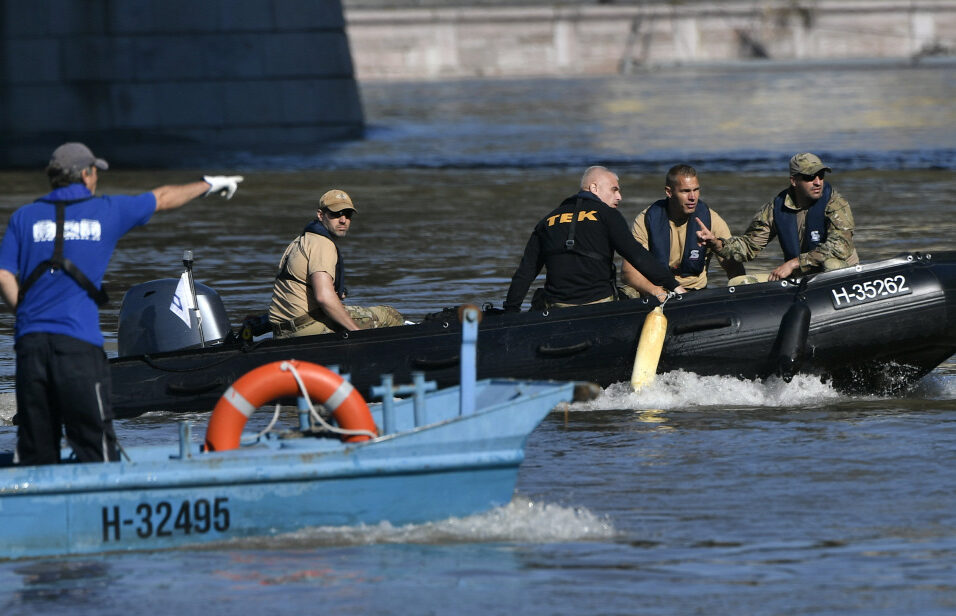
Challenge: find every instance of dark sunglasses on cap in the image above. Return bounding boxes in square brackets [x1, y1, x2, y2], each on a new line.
[796, 171, 826, 182]
[323, 208, 354, 220]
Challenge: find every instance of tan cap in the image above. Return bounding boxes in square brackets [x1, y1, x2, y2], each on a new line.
[789, 152, 832, 176]
[50, 142, 109, 172]
[319, 189, 355, 212]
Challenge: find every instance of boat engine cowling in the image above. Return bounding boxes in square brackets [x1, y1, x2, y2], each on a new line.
[117, 279, 233, 357]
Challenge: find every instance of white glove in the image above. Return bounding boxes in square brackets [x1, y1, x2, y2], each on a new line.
[202, 175, 244, 200]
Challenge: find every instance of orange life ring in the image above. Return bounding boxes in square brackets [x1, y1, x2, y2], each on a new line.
[204, 359, 377, 452]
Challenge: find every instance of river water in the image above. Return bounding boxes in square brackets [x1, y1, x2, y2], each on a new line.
[0, 63, 954, 614]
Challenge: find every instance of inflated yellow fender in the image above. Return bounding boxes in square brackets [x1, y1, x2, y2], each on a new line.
[631, 306, 667, 391]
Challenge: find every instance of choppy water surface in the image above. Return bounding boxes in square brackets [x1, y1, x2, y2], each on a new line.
[0, 64, 954, 615]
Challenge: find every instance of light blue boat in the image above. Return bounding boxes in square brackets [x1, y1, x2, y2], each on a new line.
[0, 307, 574, 560]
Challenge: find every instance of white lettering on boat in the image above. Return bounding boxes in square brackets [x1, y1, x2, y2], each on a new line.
[830, 275, 911, 309]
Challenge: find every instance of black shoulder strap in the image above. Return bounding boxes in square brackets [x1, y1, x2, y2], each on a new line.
[558, 197, 605, 261]
[18, 199, 108, 307]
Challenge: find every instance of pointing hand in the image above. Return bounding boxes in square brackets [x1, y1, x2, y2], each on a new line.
[203, 175, 244, 200]
[695, 217, 716, 248]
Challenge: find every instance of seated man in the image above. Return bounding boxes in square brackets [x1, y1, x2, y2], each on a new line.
[622, 164, 744, 295]
[269, 189, 404, 338]
[504, 166, 683, 312]
[698, 153, 859, 281]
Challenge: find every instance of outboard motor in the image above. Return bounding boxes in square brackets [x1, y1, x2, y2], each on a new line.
[117, 251, 233, 357]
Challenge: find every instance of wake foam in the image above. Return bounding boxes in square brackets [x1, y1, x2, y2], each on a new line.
[0, 392, 16, 426]
[572, 370, 843, 411]
[237, 497, 616, 548]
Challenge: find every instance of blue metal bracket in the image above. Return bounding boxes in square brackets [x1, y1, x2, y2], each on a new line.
[298, 364, 348, 433]
[370, 372, 438, 434]
[460, 305, 479, 416]
[177, 421, 192, 459]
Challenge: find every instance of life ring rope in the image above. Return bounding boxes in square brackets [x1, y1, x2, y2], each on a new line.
[281, 360, 376, 441]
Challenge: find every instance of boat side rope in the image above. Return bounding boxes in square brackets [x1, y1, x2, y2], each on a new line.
[253, 402, 283, 441]
[280, 361, 377, 440]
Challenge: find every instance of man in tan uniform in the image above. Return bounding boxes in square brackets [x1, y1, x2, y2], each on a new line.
[698, 153, 859, 281]
[269, 189, 404, 339]
[622, 164, 744, 295]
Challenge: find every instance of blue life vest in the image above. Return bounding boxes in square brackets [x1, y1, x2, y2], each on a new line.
[644, 199, 711, 276]
[773, 183, 831, 261]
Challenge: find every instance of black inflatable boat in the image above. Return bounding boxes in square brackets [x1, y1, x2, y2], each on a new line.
[109, 251, 956, 418]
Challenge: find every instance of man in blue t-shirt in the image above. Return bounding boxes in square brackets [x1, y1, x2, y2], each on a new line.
[0, 142, 243, 465]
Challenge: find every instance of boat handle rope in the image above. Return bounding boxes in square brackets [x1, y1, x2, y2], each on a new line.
[264, 360, 377, 441]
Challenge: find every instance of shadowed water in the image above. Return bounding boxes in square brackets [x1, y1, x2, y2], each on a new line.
[0, 63, 954, 615]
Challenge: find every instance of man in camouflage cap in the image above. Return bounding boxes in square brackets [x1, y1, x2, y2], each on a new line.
[269, 189, 404, 338]
[697, 152, 859, 281]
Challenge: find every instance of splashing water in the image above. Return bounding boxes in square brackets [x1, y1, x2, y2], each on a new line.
[0, 393, 14, 425]
[234, 497, 617, 549]
[571, 370, 845, 412]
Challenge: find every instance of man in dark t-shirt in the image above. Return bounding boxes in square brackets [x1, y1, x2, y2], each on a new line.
[504, 166, 684, 312]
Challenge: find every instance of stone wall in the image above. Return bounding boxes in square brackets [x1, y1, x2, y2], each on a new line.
[0, 0, 362, 167]
[344, 0, 956, 80]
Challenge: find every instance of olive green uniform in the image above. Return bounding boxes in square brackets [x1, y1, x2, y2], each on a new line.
[714, 188, 859, 275]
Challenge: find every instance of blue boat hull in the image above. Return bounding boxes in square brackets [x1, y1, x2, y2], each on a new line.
[1, 379, 573, 560]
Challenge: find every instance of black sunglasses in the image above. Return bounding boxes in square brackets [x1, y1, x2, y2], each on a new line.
[797, 171, 826, 182]
[323, 209, 354, 220]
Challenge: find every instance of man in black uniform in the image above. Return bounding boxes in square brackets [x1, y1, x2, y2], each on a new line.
[504, 166, 683, 312]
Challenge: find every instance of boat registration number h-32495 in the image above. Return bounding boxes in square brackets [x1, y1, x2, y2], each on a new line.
[830, 274, 911, 309]
[101, 497, 230, 542]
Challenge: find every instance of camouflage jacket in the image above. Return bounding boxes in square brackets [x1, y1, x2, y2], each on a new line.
[715, 187, 859, 273]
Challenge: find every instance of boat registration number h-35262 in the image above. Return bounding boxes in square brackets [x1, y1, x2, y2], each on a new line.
[830, 275, 911, 309]
[101, 497, 230, 542]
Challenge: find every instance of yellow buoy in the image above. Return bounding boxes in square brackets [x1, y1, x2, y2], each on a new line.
[631, 305, 667, 391]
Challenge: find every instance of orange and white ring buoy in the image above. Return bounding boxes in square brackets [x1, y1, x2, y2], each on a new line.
[204, 360, 377, 452]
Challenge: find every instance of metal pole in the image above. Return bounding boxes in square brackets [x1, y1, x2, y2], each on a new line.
[182, 250, 206, 347]
[459, 306, 478, 416]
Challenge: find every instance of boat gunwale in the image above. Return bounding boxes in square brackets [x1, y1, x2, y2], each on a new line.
[0, 380, 574, 496]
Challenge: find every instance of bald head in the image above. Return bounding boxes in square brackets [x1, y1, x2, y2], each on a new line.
[580, 166, 622, 208]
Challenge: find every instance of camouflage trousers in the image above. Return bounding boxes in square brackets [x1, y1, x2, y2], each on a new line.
[274, 305, 405, 339]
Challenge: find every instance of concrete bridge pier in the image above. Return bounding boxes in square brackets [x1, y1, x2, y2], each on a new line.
[0, 0, 363, 168]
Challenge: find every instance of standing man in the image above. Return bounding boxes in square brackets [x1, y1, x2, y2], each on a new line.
[269, 189, 404, 338]
[504, 166, 683, 311]
[698, 153, 859, 281]
[622, 164, 744, 294]
[0, 142, 243, 465]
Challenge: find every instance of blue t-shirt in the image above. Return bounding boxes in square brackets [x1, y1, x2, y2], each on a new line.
[0, 184, 156, 346]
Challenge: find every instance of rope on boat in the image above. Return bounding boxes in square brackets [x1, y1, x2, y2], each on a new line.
[280, 361, 377, 441]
